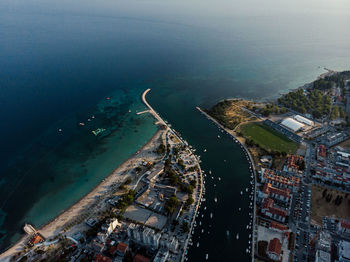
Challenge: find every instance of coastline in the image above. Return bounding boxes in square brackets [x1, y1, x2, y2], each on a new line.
[0, 113, 162, 261]
[196, 106, 257, 261]
[1, 88, 204, 262]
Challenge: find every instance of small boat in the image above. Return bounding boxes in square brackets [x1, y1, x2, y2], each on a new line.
[210, 213, 213, 219]
[240, 191, 243, 195]
[58, 128, 62, 132]
[203, 149, 207, 152]
[236, 233, 239, 240]
[218, 177, 221, 181]
[214, 197, 217, 203]
[197, 242, 199, 247]
[217, 135, 220, 138]
[201, 229, 204, 233]
[206, 254, 209, 260]
[209, 170, 212, 175]
[78, 122, 85, 126]
[226, 230, 230, 236]
[239, 208, 241, 211]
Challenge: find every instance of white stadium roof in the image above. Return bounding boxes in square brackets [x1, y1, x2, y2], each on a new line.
[294, 115, 314, 126]
[281, 118, 304, 132]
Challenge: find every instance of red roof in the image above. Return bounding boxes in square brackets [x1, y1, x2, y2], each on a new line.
[268, 238, 282, 256]
[262, 198, 274, 209]
[318, 145, 326, 158]
[117, 242, 128, 254]
[269, 206, 287, 217]
[271, 222, 288, 231]
[262, 198, 287, 218]
[94, 254, 112, 262]
[109, 246, 118, 255]
[341, 220, 350, 229]
[263, 183, 291, 198]
[133, 254, 151, 262]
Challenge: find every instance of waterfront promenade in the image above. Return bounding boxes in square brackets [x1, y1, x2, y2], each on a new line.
[196, 106, 257, 261]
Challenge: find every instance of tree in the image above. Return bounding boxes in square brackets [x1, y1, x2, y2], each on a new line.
[182, 222, 189, 233]
[165, 195, 179, 214]
[186, 195, 194, 207]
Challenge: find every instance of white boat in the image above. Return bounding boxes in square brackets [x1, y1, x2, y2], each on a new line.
[218, 135, 220, 138]
[197, 242, 199, 247]
[206, 254, 209, 260]
[210, 212, 213, 219]
[209, 170, 212, 175]
[218, 177, 221, 181]
[214, 197, 217, 203]
[240, 191, 243, 195]
[236, 233, 239, 240]
[203, 149, 207, 152]
[226, 230, 230, 236]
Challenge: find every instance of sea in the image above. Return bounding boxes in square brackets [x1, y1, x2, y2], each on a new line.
[0, 0, 349, 260]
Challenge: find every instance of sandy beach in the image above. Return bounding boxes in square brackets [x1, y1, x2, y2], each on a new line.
[0, 128, 164, 261]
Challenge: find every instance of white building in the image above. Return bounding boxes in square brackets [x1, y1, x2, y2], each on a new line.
[294, 115, 314, 126]
[281, 118, 304, 132]
[339, 241, 350, 262]
[317, 231, 331, 252]
[153, 249, 169, 262]
[315, 250, 331, 262]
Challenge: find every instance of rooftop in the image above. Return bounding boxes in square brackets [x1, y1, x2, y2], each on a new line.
[268, 238, 282, 256]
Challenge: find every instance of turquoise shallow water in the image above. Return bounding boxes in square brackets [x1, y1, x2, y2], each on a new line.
[0, 0, 350, 258]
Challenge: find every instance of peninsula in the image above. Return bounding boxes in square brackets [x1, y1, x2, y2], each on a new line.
[199, 69, 350, 262]
[0, 89, 204, 262]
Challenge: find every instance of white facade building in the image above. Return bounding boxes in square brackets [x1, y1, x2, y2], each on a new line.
[281, 118, 304, 132]
[294, 115, 314, 126]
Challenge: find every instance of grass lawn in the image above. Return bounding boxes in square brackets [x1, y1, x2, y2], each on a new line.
[310, 185, 350, 225]
[240, 122, 298, 154]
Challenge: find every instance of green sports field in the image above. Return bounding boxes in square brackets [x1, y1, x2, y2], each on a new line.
[240, 122, 298, 154]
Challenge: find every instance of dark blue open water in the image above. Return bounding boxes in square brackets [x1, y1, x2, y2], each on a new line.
[0, 0, 349, 259]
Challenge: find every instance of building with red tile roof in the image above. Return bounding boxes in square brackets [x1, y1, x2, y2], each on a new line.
[116, 242, 128, 256]
[317, 144, 327, 161]
[261, 198, 287, 223]
[270, 222, 288, 232]
[260, 168, 300, 189]
[338, 219, 350, 235]
[28, 233, 45, 246]
[267, 238, 282, 261]
[133, 254, 151, 262]
[262, 183, 291, 203]
[285, 155, 304, 173]
[94, 254, 112, 262]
